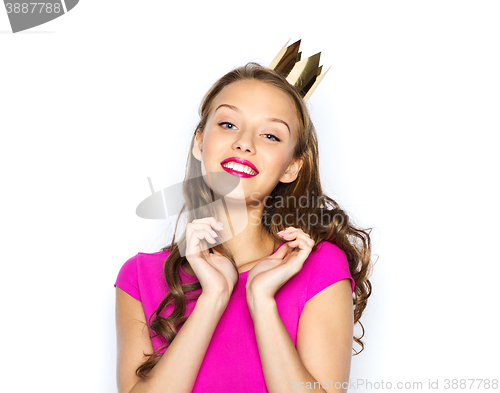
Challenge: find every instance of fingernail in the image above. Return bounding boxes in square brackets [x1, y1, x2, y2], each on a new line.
[278, 232, 289, 236]
[217, 221, 224, 229]
[211, 230, 218, 237]
[277, 230, 283, 235]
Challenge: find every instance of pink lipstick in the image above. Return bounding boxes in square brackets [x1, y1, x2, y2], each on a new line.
[220, 157, 259, 178]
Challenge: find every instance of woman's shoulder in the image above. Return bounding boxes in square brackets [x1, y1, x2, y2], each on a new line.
[307, 240, 348, 265]
[302, 239, 354, 293]
[121, 249, 171, 269]
[115, 249, 172, 300]
[132, 249, 172, 274]
[137, 249, 171, 260]
[118, 250, 170, 279]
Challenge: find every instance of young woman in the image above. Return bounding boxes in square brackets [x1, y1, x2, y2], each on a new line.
[115, 62, 372, 393]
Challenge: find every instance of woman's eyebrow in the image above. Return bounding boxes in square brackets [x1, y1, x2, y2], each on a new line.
[215, 104, 290, 133]
[266, 117, 290, 133]
[215, 103, 241, 113]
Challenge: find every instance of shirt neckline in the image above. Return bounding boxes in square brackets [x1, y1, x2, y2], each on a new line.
[180, 241, 285, 278]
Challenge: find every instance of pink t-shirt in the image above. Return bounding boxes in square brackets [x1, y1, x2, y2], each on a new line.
[115, 240, 354, 392]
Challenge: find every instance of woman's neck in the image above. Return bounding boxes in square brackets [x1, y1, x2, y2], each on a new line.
[180, 230, 281, 276]
[216, 197, 280, 271]
[181, 199, 282, 275]
[228, 230, 281, 273]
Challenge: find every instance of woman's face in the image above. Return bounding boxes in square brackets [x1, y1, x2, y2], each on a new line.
[192, 79, 303, 204]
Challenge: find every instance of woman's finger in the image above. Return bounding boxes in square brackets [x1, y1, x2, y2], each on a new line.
[184, 217, 226, 261]
[186, 223, 221, 246]
[187, 222, 221, 239]
[192, 217, 224, 232]
[271, 241, 292, 260]
[276, 228, 314, 266]
[284, 236, 314, 249]
[277, 227, 312, 246]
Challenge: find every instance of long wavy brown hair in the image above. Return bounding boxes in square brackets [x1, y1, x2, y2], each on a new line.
[136, 62, 373, 378]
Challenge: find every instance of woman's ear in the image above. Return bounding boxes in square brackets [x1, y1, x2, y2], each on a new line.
[279, 157, 304, 183]
[192, 129, 203, 161]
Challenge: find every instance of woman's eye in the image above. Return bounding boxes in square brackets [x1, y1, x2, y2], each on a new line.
[264, 134, 281, 142]
[219, 122, 237, 130]
[219, 122, 280, 142]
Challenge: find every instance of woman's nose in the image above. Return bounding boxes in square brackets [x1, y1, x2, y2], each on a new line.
[232, 130, 255, 153]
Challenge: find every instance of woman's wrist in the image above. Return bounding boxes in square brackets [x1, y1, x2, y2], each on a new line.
[198, 292, 230, 316]
[246, 292, 277, 320]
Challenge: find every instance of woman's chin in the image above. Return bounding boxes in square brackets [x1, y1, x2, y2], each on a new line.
[218, 191, 251, 204]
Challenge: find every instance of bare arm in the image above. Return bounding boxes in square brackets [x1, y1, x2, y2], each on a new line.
[116, 217, 236, 392]
[116, 287, 227, 393]
[249, 279, 354, 392]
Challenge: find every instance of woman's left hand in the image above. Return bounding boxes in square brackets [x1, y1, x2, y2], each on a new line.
[246, 227, 315, 307]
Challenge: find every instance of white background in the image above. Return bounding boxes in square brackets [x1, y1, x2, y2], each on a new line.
[1, 1, 499, 392]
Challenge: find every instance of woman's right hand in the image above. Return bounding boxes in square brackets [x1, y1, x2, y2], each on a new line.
[185, 217, 238, 304]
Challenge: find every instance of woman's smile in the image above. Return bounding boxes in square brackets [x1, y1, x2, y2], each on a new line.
[221, 156, 259, 178]
[192, 79, 302, 202]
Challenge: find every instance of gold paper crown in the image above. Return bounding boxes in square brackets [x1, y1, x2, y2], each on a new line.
[268, 39, 331, 102]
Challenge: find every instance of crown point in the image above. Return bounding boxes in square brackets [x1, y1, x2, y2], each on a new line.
[268, 40, 329, 102]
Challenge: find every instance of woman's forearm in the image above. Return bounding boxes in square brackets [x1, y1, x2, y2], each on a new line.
[249, 298, 326, 393]
[129, 294, 227, 393]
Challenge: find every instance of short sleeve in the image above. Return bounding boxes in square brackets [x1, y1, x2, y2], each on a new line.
[305, 242, 355, 304]
[114, 254, 141, 302]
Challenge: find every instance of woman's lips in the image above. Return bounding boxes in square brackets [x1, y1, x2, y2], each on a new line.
[221, 164, 258, 178]
[221, 157, 259, 173]
[220, 157, 259, 178]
